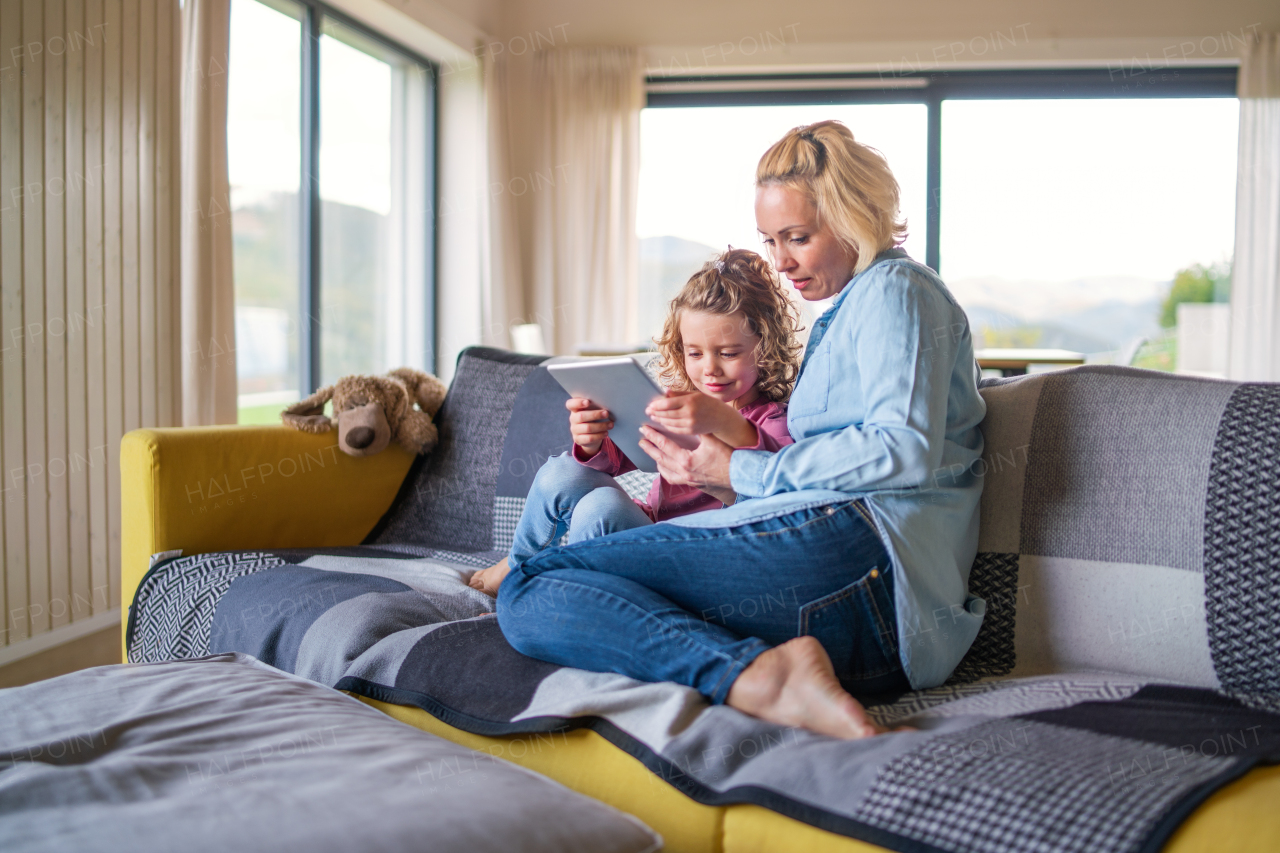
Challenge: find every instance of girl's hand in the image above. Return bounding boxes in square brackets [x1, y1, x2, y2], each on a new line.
[566, 397, 612, 457]
[646, 390, 733, 436]
[647, 390, 759, 449]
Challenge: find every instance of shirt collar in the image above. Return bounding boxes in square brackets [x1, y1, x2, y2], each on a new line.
[829, 246, 909, 311]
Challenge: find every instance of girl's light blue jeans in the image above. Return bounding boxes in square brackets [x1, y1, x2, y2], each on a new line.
[508, 452, 653, 568]
[497, 482, 905, 705]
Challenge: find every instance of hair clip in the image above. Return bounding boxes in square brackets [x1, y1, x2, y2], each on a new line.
[712, 245, 737, 274]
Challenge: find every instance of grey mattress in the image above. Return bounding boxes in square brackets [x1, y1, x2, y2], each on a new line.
[0, 652, 660, 853]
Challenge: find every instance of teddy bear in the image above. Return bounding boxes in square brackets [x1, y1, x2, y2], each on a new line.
[280, 367, 448, 458]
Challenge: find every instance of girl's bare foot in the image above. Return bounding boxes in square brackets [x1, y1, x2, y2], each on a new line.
[469, 558, 512, 597]
[726, 636, 884, 739]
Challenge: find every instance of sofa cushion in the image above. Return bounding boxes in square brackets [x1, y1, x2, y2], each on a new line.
[0, 652, 661, 853]
[364, 347, 549, 552]
[961, 365, 1280, 701]
[365, 347, 657, 557]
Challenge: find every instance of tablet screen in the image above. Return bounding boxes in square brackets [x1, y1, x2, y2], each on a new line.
[547, 358, 699, 474]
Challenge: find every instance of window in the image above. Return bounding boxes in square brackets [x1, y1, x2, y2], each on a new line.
[227, 0, 302, 419]
[940, 98, 1237, 371]
[227, 0, 436, 424]
[640, 69, 1238, 373]
[637, 104, 927, 340]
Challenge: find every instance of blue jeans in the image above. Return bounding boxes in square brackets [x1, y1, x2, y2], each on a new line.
[508, 453, 654, 567]
[496, 497, 907, 705]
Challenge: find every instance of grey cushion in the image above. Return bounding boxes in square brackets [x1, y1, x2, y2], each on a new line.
[366, 347, 656, 557]
[0, 653, 660, 853]
[366, 347, 548, 552]
[954, 365, 1280, 703]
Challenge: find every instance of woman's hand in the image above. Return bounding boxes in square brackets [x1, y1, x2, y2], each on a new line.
[566, 397, 613, 458]
[647, 390, 759, 448]
[639, 425, 734, 497]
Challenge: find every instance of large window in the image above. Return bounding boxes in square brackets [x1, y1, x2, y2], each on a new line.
[940, 98, 1237, 369]
[227, 0, 436, 423]
[640, 70, 1238, 372]
[638, 104, 926, 340]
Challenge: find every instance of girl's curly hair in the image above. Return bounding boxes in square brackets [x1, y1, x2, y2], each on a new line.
[653, 248, 803, 403]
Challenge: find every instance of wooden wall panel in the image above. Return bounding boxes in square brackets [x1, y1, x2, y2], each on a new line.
[1, 0, 23, 644]
[84, 0, 109, 635]
[22, 0, 50, 638]
[65, 0, 91, 630]
[155, 0, 175, 428]
[45, 0, 70, 633]
[0, 0, 180, 658]
[85, 0, 110, 628]
[137, 0, 154, 429]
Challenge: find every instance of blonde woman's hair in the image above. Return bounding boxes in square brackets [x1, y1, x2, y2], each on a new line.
[755, 120, 907, 275]
[653, 248, 802, 403]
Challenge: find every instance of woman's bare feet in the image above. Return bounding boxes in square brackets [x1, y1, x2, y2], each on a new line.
[468, 558, 512, 597]
[726, 636, 884, 739]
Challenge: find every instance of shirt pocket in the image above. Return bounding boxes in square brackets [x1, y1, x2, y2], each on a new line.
[789, 346, 831, 417]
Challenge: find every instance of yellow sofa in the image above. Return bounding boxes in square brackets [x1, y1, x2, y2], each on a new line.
[121, 425, 1280, 853]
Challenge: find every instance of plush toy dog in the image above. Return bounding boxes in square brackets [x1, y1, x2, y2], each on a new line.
[281, 367, 448, 457]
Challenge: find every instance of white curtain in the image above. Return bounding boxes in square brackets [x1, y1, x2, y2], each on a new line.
[180, 0, 238, 424]
[486, 48, 644, 355]
[1227, 33, 1280, 381]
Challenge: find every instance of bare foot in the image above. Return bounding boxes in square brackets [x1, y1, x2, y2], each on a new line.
[469, 558, 512, 597]
[726, 636, 884, 739]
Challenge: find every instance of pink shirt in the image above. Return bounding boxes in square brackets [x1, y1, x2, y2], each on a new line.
[572, 399, 793, 522]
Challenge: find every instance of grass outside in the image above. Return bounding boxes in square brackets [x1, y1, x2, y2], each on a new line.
[238, 397, 330, 425]
[1130, 332, 1177, 372]
[237, 403, 288, 425]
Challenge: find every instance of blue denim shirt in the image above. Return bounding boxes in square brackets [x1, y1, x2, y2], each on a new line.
[666, 248, 988, 689]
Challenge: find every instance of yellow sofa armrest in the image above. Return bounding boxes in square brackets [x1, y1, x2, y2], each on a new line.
[121, 425, 415, 655]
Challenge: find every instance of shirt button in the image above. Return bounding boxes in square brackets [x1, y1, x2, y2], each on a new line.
[825, 506, 836, 515]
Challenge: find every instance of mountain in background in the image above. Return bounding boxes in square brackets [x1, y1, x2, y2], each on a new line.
[232, 191, 390, 390]
[945, 274, 1165, 318]
[948, 274, 1165, 355]
[1050, 298, 1162, 352]
[963, 305, 1114, 354]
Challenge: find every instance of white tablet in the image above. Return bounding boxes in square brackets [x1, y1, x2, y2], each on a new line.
[547, 357, 700, 474]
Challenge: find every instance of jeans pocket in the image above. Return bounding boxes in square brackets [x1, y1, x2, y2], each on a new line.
[798, 566, 900, 685]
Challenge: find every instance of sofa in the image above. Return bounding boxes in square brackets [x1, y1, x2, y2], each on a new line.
[121, 346, 1280, 853]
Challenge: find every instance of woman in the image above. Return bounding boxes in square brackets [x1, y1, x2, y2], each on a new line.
[495, 120, 987, 739]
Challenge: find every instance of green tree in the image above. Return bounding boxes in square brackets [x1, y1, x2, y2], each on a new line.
[1159, 261, 1231, 328]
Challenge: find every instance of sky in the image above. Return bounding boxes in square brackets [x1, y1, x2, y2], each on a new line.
[938, 98, 1238, 284]
[638, 104, 929, 264]
[225, 0, 299, 204]
[226, 0, 393, 216]
[637, 99, 1239, 286]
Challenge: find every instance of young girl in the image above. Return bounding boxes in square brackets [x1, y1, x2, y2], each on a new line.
[470, 248, 802, 596]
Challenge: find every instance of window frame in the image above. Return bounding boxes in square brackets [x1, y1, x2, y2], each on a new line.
[645, 67, 1238, 274]
[243, 0, 440, 396]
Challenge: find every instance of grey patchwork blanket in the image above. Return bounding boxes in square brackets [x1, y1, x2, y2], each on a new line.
[127, 546, 1280, 853]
